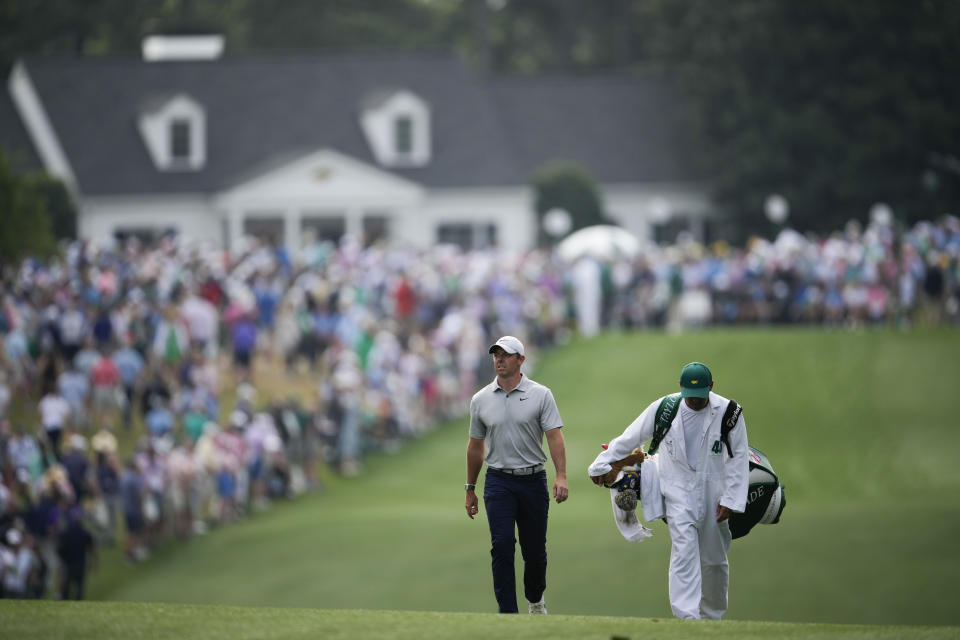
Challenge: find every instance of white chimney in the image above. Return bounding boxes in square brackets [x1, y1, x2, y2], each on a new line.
[142, 34, 225, 62]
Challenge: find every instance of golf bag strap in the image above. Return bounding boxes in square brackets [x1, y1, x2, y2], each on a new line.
[721, 399, 742, 458]
[647, 393, 681, 456]
[648, 395, 742, 458]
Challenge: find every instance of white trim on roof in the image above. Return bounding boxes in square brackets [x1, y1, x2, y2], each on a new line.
[8, 60, 78, 193]
[216, 147, 424, 206]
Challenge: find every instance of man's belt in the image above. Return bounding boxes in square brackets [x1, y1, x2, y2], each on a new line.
[494, 464, 545, 476]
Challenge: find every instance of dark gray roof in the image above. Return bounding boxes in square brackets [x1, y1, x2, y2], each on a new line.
[488, 74, 702, 183]
[13, 52, 697, 196]
[0, 90, 42, 172]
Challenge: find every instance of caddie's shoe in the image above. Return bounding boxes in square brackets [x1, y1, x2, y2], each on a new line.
[528, 598, 547, 615]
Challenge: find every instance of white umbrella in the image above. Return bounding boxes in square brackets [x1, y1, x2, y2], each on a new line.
[556, 225, 641, 262]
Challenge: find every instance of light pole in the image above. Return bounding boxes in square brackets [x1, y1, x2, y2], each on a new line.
[869, 202, 893, 227]
[764, 194, 789, 227]
[542, 208, 573, 244]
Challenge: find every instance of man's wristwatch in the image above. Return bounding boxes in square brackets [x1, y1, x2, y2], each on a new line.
[465, 483, 476, 491]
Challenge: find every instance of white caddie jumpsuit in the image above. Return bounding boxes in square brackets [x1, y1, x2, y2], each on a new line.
[592, 391, 749, 619]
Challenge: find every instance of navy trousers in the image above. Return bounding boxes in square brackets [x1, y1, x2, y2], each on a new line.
[483, 468, 549, 613]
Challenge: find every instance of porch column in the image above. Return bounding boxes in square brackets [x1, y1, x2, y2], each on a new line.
[345, 207, 364, 243]
[227, 207, 244, 255]
[283, 208, 302, 252]
[690, 215, 706, 244]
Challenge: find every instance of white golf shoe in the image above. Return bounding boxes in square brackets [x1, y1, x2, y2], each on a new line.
[528, 598, 547, 614]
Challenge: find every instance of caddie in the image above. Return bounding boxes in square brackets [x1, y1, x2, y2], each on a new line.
[589, 362, 748, 620]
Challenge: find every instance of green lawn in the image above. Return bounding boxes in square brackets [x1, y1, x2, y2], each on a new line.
[2, 601, 958, 640]
[87, 328, 960, 626]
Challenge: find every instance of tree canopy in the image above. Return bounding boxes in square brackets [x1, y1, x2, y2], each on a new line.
[640, 0, 960, 235]
[0, 152, 56, 263]
[532, 160, 608, 246]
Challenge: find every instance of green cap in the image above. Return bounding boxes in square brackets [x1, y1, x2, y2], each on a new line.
[679, 362, 712, 398]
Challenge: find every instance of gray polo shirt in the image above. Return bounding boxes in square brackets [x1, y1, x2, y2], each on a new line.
[469, 374, 563, 470]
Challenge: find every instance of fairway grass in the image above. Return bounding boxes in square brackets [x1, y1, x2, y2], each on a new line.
[2, 601, 958, 640]
[86, 329, 960, 626]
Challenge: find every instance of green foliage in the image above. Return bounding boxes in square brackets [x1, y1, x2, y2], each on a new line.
[243, 0, 451, 52]
[641, 0, 960, 235]
[466, 0, 638, 73]
[88, 329, 960, 626]
[0, 0, 250, 68]
[25, 173, 75, 240]
[0, 151, 55, 262]
[531, 160, 608, 245]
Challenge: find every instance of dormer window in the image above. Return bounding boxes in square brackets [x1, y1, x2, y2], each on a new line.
[170, 119, 191, 160]
[394, 116, 413, 156]
[138, 93, 206, 172]
[360, 89, 431, 168]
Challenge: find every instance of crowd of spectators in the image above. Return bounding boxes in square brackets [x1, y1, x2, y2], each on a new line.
[570, 215, 960, 334]
[0, 213, 957, 600]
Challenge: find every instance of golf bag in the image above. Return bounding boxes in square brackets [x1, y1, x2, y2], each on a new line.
[611, 397, 786, 540]
[730, 446, 785, 539]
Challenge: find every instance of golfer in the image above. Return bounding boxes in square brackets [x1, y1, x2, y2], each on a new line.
[465, 335, 568, 614]
[590, 362, 748, 619]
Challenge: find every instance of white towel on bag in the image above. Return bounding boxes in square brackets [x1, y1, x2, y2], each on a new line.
[589, 454, 665, 542]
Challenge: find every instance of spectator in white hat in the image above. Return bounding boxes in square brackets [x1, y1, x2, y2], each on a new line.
[1, 527, 37, 598]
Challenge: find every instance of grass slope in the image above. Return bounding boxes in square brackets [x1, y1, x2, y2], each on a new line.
[88, 329, 960, 626]
[2, 601, 958, 640]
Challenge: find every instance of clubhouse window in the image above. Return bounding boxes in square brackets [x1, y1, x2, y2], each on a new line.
[394, 116, 413, 156]
[436, 223, 497, 250]
[170, 118, 191, 160]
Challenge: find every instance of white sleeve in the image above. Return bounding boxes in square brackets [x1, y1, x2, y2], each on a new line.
[587, 398, 661, 476]
[720, 412, 750, 513]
